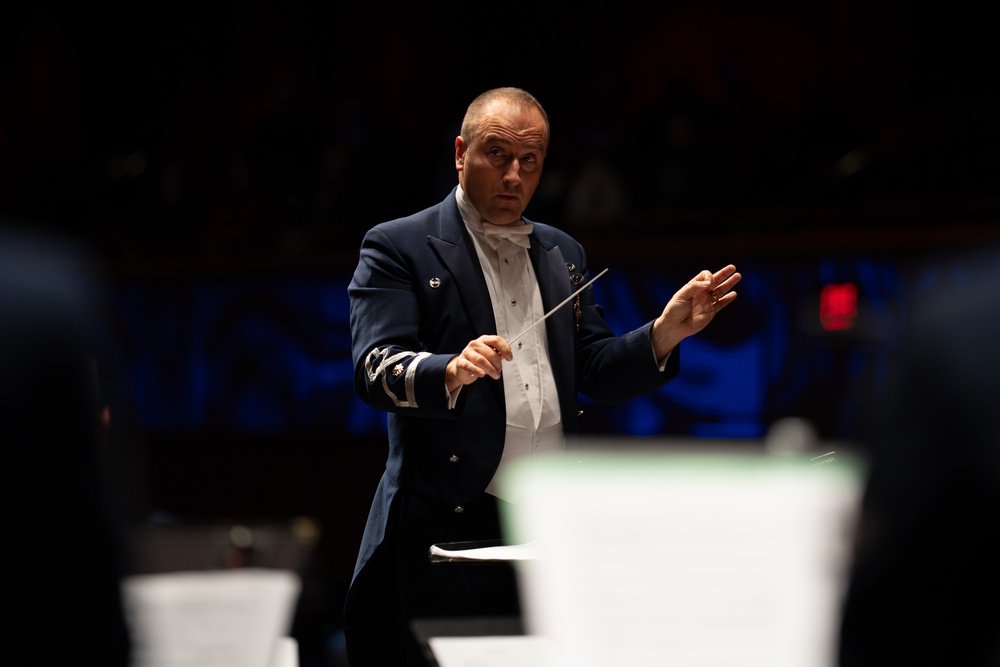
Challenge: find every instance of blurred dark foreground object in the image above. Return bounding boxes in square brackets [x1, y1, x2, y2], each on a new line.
[0, 221, 131, 667]
[838, 252, 1000, 666]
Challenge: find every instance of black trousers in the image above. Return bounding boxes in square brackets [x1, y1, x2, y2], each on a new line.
[344, 492, 521, 667]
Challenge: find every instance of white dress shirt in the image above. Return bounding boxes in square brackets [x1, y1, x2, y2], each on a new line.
[452, 186, 564, 501]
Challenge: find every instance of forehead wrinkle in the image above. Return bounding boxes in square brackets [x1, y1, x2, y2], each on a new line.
[480, 128, 546, 153]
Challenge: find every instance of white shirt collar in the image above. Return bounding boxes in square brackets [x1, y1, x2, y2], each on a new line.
[456, 185, 531, 241]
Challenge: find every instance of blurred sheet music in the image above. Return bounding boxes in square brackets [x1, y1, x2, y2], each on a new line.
[122, 568, 300, 667]
[429, 635, 556, 667]
[497, 448, 863, 667]
[268, 636, 299, 667]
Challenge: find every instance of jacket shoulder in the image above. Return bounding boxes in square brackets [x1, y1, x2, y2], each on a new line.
[369, 191, 458, 238]
[527, 218, 585, 256]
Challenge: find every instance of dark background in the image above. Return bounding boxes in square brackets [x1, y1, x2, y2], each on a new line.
[3, 2, 999, 665]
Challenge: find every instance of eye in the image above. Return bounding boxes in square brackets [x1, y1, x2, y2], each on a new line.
[489, 147, 506, 158]
[519, 153, 540, 171]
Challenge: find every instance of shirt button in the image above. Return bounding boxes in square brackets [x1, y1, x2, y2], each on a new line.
[517, 342, 522, 349]
[511, 299, 517, 305]
[449, 454, 459, 463]
[454, 506, 464, 513]
[524, 383, 529, 391]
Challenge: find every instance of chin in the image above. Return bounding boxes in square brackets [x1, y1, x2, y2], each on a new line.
[492, 208, 523, 224]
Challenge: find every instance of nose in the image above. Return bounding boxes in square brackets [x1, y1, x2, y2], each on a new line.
[502, 158, 521, 186]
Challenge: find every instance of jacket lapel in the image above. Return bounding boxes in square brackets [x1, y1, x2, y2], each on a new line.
[427, 192, 497, 336]
[426, 191, 577, 423]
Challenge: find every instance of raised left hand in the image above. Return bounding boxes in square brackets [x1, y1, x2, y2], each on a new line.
[651, 264, 741, 359]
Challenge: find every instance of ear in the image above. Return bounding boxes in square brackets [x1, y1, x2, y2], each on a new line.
[455, 136, 466, 171]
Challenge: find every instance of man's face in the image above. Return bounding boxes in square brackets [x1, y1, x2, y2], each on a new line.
[455, 101, 548, 226]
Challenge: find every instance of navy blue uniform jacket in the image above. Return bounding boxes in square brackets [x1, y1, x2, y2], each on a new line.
[348, 188, 680, 583]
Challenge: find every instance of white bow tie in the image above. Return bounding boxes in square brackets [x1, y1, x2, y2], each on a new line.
[481, 221, 533, 250]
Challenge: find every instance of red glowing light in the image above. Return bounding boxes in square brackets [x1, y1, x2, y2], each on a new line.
[820, 283, 857, 331]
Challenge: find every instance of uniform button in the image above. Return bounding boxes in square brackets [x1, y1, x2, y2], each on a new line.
[449, 454, 459, 463]
[454, 506, 464, 513]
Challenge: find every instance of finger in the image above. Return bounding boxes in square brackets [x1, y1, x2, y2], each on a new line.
[713, 265, 738, 288]
[451, 358, 480, 386]
[721, 270, 741, 289]
[458, 344, 485, 379]
[493, 339, 513, 361]
[710, 269, 741, 305]
[680, 275, 714, 299]
[466, 349, 502, 379]
[694, 269, 715, 283]
[712, 290, 738, 309]
[458, 356, 481, 382]
[476, 338, 511, 368]
[480, 335, 513, 361]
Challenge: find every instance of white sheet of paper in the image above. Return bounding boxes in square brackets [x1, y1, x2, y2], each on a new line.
[268, 636, 299, 667]
[122, 568, 301, 667]
[500, 450, 862, 667]
[428, 635, 556, 667]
